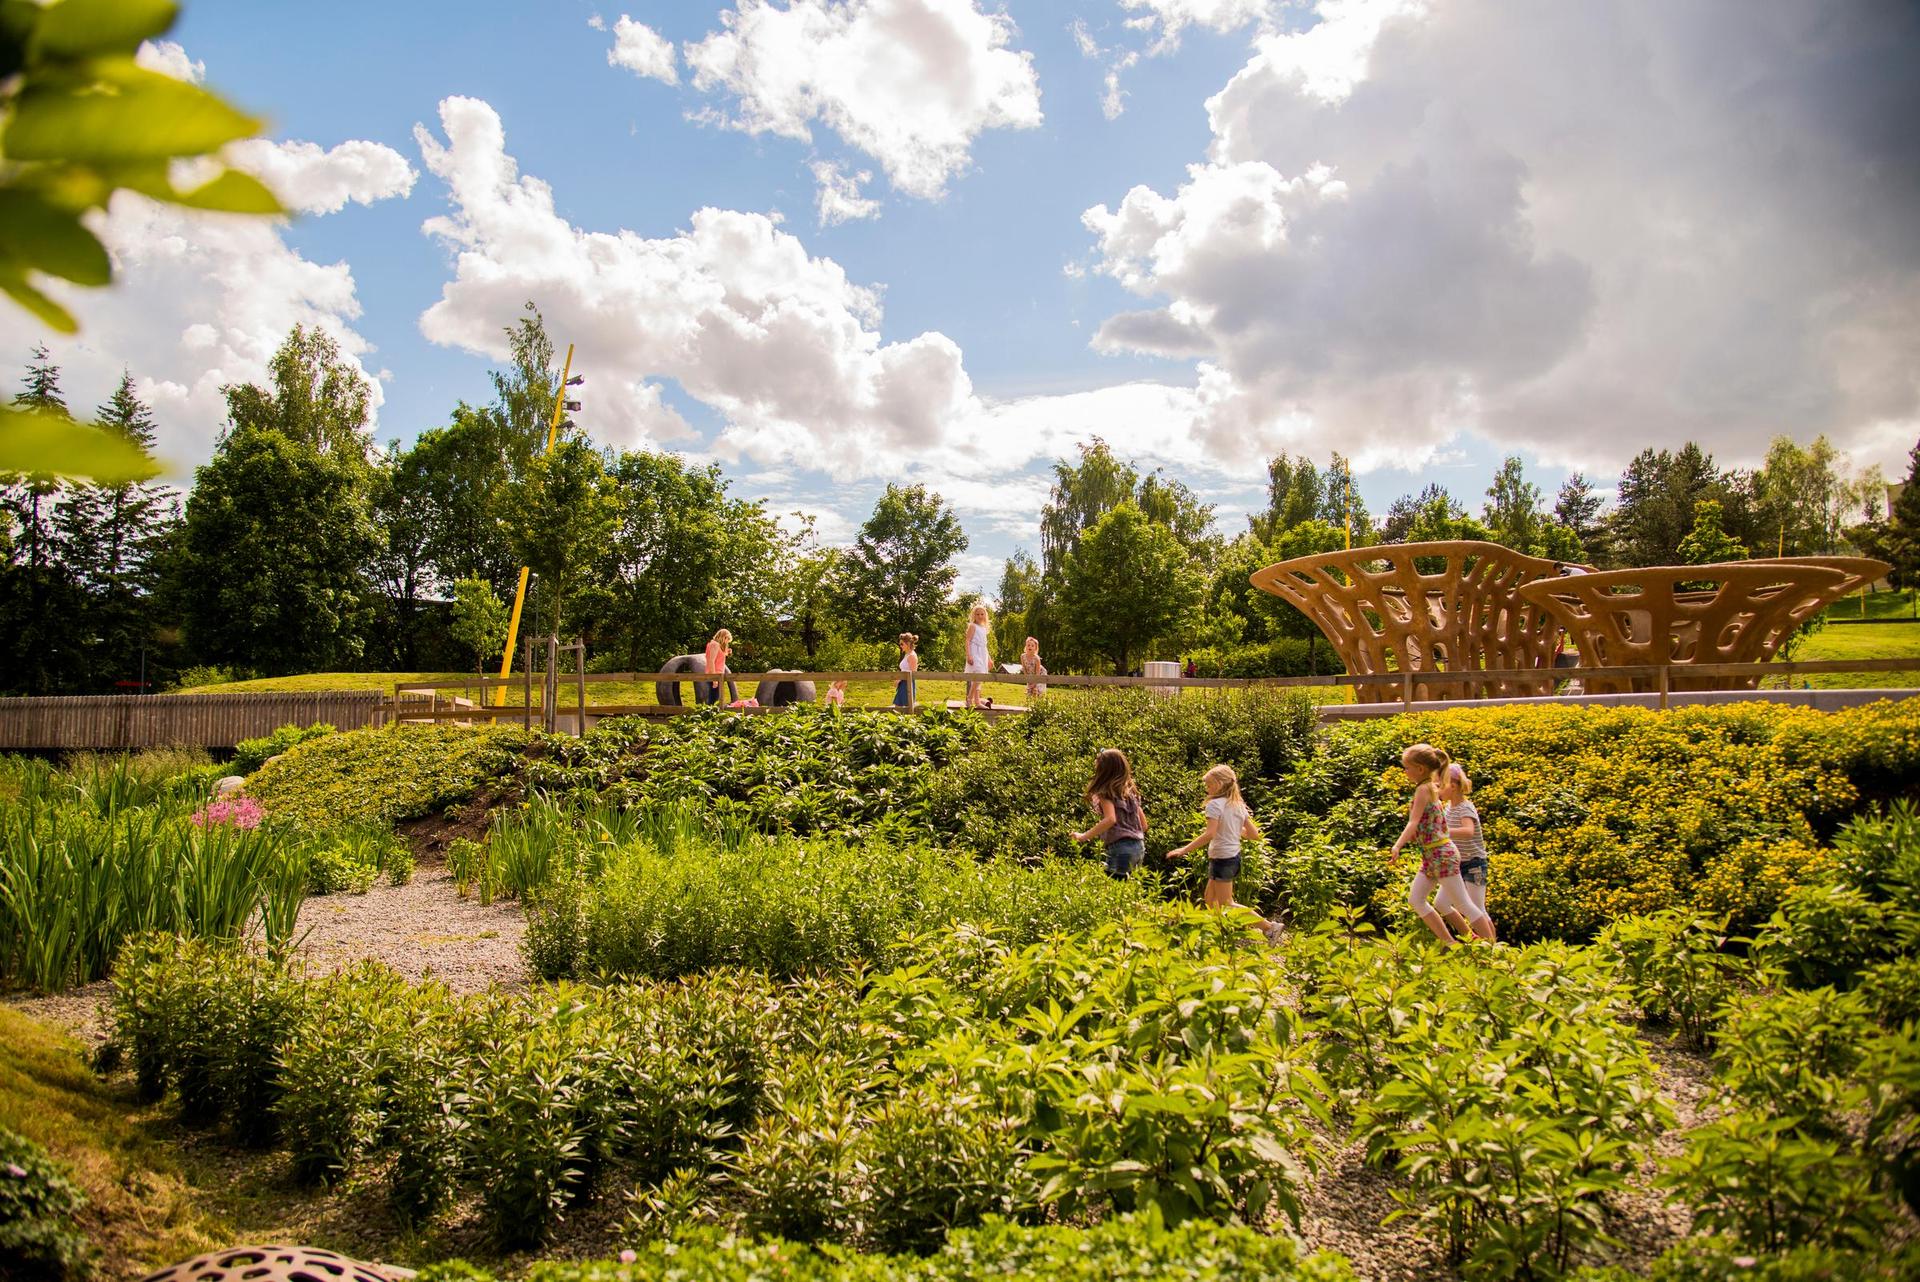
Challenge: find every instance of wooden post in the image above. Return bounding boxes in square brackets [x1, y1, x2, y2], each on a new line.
[543, 635, 559, 734]
[1403, 667, 1415, 713]
[574, 640, 586, 735]
[1656, 663, 1670, 712]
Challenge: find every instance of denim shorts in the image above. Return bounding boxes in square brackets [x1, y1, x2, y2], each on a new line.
[1105, 838, 1145, 878]
[1458, 856, 1488, 887]
[1208, 856, 1242, 883]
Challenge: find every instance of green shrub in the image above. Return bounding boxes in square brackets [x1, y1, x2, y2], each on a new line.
[924, 689, 1316, 868]
[306, 843, 377, 895]
[1662, 1111, 1893, 1253]
[416, 1212, 1358, 1281]
[1709, 988, 1874, 1134]
[231, 722, 336, 776]
[0, 1126, 93, 1281]
[248, 725, 529, 831]
[1598, 911, 1753, 1048]
[1186, 637, 1343, 678]
[446, 837, 498, 903]
[544, 827, 1149, 981]
[1578, 1236, 1920, 1282]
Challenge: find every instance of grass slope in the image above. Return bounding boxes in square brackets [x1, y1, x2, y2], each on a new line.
[177, 670, 978, 709]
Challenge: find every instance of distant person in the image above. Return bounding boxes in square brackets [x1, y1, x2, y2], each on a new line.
[1388, 742, 1494, 947]
[964, 604, 992, 709]
[1183, 657, 1198, 680]
[1021, 636, 1047, 703]
[893, 632, 920, 710]
[700, 628, 732, 706]
[1165, 764, 1277, 938]
[1443, 764, 1496, 941]
[1074, 747, 1147, 879]
[824, 679, 848, 708]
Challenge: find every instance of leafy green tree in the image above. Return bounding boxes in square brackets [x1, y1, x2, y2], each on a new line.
[1886, 440, 1920, 590]
[836, 483, 967, 644]
[489, 303, 567, 468]
[591, 449, 794, 667]
[1248, 453, 1325, 542]
[411, 405, 519, 599]
[992, 550, 1042, 658]
[449, 576, 509, 676]
[1608, 443, 1729, 567]
[367, 440, 438, 666]
[174, 429, 375, 675]
[1382, 483, 1458, 543]
[1678, 499, 1748, 566]
[1554, 472, 1605, 557]
[0, 347, 87, 692]
[501, 438, 616, 638]
[787, 543, 842, 662]
[1060, 503, 1202, 674]
[223, 325, 372, 460]
[1483, 455, 1544, 553]
[1, 347, 66, 574]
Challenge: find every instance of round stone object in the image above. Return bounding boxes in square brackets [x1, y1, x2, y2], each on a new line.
[140, 1245, 413, 1282]
[754, 670, 817, 707]
[655, 653, 738, 706]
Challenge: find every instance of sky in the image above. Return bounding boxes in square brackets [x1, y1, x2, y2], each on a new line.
[5, 0, 1919, 594]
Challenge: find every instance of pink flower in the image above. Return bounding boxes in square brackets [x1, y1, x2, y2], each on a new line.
[1733, 1259, 1757, 1270]
[618, 1250, 637, 1264]
[191, 796, 264, 830]
[4, 1163, 25, 1178]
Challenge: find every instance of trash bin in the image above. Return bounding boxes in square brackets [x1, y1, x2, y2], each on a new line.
[1143, 660, 1181, 699]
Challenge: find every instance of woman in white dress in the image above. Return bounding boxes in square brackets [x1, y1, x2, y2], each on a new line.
[963, 604, 991, 709]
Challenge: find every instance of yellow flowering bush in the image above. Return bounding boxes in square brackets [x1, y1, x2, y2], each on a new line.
[1267, 698, 1920, 941]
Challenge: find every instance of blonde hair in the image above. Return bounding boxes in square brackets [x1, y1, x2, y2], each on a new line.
[710, 628, 732, 646]
[1445, 763, 1474, 798]
[1202, 763, 1244, 807]
[1402, 742, 1452, 787]
[971, 604, 989, 624]
[1023, 635, 1039, 653]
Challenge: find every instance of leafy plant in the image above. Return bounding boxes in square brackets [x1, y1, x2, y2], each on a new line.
[0, 1126, 93, 1281]
[1663, 1112, 1892, 1253]
[231, 722, 336, 776]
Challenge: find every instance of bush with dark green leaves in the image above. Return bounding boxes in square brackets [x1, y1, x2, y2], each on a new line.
[231, 722, 336, 776]
[414, 1212, 1357, 1282]
[247, 725, 529, 830]
[0, 1126, 93, 1281]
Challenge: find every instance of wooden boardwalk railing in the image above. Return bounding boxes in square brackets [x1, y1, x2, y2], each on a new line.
[0, 691, 386, 751]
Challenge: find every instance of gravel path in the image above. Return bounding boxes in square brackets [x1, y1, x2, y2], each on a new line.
[292, 866, 527, 992]
[3, 867, 528, 1048]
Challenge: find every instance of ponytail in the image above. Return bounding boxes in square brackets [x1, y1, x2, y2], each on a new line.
[1403, 742, 1451, 786]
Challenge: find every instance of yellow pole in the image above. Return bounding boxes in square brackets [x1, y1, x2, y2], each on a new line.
[494, 343, 575, 705]
[1344, 459, 1352, 549]
[1777, 524, 1784, 558]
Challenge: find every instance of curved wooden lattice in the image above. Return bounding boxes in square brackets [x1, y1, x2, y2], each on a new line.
[141, 1245, 409, 1282]
[1515, 558, 1882, 693]
[1249, 541, 1568, 703]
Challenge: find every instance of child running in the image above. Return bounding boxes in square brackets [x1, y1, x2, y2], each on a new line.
[1074, 748, 1148, 878]
[1443, 764, 1496, 940]
[1165, 764, 1277, 936]
[1388, 743, 1495, 946]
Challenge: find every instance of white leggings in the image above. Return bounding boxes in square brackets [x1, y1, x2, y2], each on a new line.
[1410, 871, 1488, 926]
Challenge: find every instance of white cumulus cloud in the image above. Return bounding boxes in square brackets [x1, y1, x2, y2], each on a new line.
[682, 0, 1042, 201]
[410, 95, 1217, 504]
[607, 15, 679, 84]
[810, 160, 880, 226]
[134, 39, 204, 82]
[1084, 0, 1920, 473]
[227, 139, 417, 215]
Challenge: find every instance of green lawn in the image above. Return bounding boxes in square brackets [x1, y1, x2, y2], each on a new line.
[1786, 617, 1920, 688]
[175, 670, 983, 710]
[1817, 587, 1920, 622]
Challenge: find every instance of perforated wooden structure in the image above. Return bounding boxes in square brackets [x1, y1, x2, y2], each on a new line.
[1248, 541, 1569, 703]
[1516, 556, 1890, 693]
[1250, 540, 1891, 700]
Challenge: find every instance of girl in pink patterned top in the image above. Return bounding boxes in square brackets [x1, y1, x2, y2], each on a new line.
[1389, 742, 1494, 947]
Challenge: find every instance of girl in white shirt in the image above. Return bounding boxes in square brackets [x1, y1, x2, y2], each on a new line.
[1166, 764, 1274, 934]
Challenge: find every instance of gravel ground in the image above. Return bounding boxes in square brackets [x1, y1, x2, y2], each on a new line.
[3, 867, 527, 1048]
[291, 865, 527, 992]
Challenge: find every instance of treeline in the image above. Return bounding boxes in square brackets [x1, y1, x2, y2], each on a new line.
[3, 301, 1916, 693]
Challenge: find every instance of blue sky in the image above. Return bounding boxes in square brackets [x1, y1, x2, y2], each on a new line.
[9, 0, 1917, 593]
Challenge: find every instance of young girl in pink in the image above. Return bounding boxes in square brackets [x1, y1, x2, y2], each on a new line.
[1388, 743, 1494, 946]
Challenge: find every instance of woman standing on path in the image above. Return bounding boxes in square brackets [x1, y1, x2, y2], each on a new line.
[893, 632, 920, 710]
[700, 628, 732, 706]
[964, 605, 992, 708]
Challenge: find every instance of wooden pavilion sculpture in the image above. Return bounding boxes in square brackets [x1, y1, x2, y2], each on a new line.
[1515, 556, 1889, 693]
[1248, 541, 1568, 703]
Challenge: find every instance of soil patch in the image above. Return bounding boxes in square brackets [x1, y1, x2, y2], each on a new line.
[293, 867, 527, 992]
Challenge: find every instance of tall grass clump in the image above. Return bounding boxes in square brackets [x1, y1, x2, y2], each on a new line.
[0, 754, 305, 992]
[526, 827, 1148, 981]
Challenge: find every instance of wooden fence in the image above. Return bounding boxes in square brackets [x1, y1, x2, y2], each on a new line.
[0, 658, 1915, 751]
[0, 691, 386, 751]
